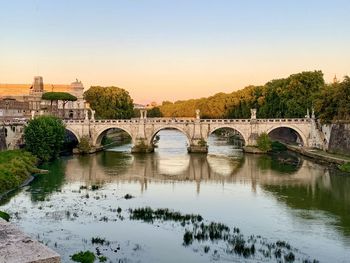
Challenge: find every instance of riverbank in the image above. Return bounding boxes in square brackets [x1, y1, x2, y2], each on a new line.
[286, 145, 350, 167]
[0, 150, 38, 197]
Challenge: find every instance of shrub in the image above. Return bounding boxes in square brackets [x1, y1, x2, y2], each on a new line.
[339, 162, 350, 173]
[257, 133, 272, 152]
[78, 136, 91, 154]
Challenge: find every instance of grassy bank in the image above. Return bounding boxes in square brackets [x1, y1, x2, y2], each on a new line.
[0, 150, 38, 195]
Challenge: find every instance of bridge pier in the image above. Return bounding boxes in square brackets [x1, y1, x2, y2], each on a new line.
[131, 138, 154, 153]
[187, 138, 208, 153]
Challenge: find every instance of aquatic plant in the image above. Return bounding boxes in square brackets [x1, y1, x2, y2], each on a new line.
[129, 207, 203, 224]
[124, 194, 134, 199]
[91, 185, 99, 191]
[98, 256, 107, 262]
[71, 250, 96, 263]
[128, 207, 319, 262]
[91, 237, 108, 245]
[183, 230, 193, 246]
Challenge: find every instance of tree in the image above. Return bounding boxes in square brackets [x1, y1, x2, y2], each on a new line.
[84, 86, 134, 119]
[42, 92, 77, 117]
[147, 107, 163, 117]
[315, 76, 350, 122]
[24, 116, 66, 162]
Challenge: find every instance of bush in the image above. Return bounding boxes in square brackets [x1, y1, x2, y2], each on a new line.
[339, 162, 350, 173]
[257, 133, 272, 152]
[24, 116, 65, 161]
[78, 136, 91, 154]
[0, 150, 37, 194]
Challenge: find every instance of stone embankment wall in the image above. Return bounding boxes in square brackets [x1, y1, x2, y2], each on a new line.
[0, 127, 6, 151]
[0, 219, 60, 263]
[326, 123, 350, 156]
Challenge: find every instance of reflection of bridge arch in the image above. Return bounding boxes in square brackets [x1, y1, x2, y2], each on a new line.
[94, 126, 134, 146]
[149, 126, 191, 145]
[266, 125, 307, 146]
[208, 126, 247, 146]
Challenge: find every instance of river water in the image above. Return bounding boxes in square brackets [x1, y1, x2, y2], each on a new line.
[1, 130, 350, 262]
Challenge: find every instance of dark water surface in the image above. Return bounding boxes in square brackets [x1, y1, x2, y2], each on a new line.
[1, 130, 350, 262]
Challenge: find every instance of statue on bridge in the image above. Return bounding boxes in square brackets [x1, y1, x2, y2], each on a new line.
[250, 109, 257, 119]
[196, 109, 200, 120]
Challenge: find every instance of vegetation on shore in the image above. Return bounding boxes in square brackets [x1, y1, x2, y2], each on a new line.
[257, 132, 272, 152]
[0, 210, 10, 221]
[0, 150, 37, 195]
[339, 162, 350, 173]
[77, 136, 92, 154]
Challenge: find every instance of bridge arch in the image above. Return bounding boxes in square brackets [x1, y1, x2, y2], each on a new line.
[208, 126, 248, 146]
[94, 126, 134, 147]
[266, 125, 307, 146]
[65, 127, 80, 143]
[149, 126, 191, 146]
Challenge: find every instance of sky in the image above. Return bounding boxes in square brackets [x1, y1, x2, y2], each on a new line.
[0, 0, 349, 104]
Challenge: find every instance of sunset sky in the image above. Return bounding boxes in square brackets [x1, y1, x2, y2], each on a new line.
[1, 0, 349, 104]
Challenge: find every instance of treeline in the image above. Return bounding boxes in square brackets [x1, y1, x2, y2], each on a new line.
[158, 71, 350, 123]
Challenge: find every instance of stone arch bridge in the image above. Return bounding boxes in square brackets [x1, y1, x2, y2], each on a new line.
[64, 115, 323, 153]
[2, 112, 324, 153]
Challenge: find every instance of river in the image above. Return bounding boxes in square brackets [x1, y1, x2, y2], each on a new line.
[1, 130, 350, 262]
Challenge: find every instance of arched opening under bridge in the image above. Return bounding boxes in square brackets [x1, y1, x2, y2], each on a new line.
[63, 129, 79, 154]
[267, 127, 305, 146]
[207, 127, 246, 157]
[95, 127, 133, 153]
[150, 127, 191, 155]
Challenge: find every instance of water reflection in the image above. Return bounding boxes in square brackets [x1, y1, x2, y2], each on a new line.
[61, 152, 328, 190]
[28, 148, 350, 237]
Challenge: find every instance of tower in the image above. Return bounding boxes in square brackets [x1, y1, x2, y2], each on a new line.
[29, 76, 44, 96]
[70, 79, 84, 99]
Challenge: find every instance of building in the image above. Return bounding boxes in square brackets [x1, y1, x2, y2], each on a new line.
[0, 76, 86, 120]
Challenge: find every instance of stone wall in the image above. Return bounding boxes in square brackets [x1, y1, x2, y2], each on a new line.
[0, 127, 6, 151]
[327, 123, 350, 156]
[0, 219, 60, 263]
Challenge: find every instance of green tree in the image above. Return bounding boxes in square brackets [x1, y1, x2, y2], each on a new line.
[257, 133, 272, 152]
[42, 92, 77, 116]
[315, 76, 350, 122]
[84, 86, 134, 119]
[24, 116, 66, 162]
[147, 107, 163, 117]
